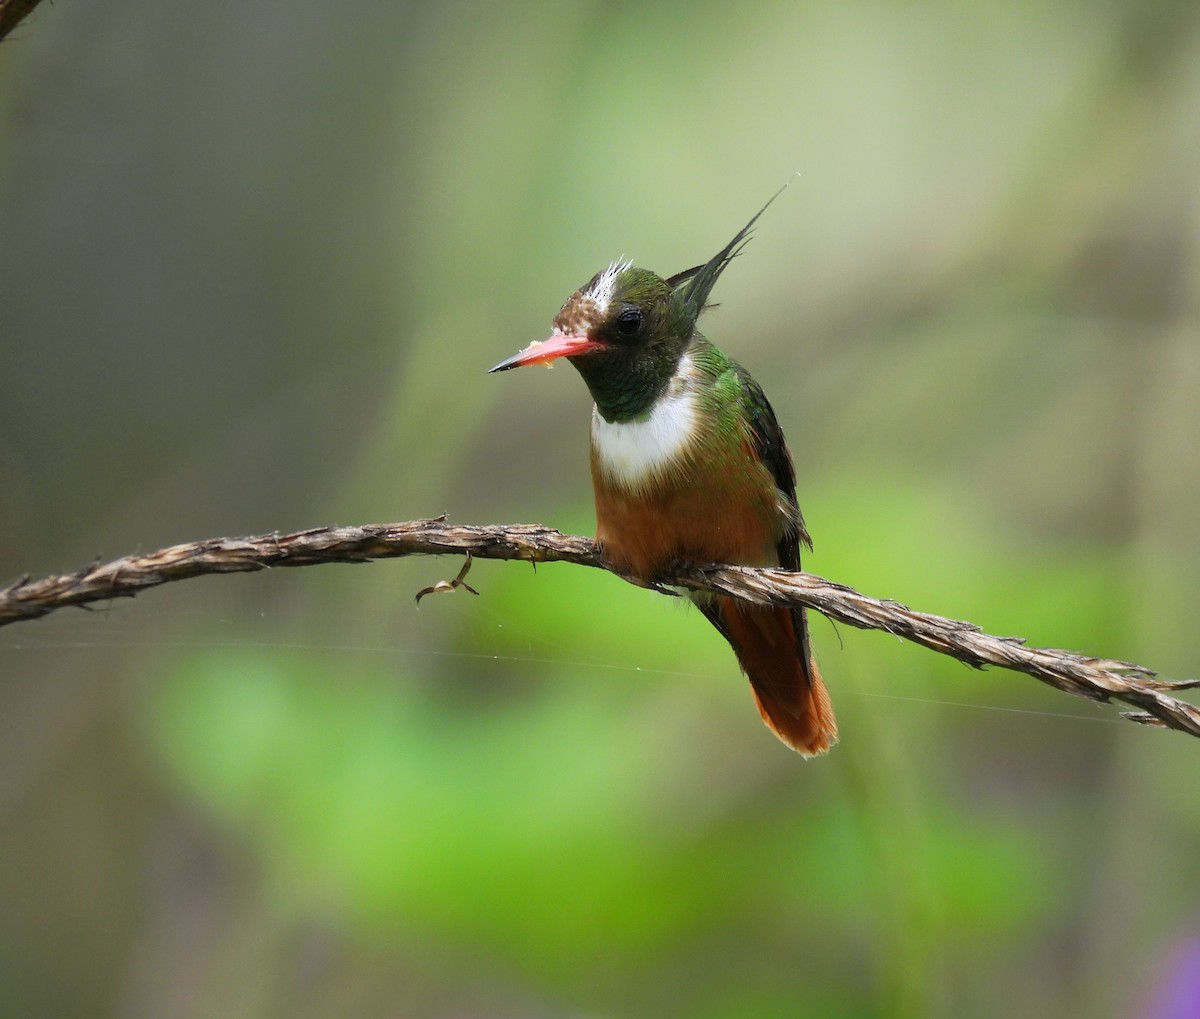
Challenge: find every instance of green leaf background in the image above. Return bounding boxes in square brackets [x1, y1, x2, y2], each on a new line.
[2, 2, 1199, 1016]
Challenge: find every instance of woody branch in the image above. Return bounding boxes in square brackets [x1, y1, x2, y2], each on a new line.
[3, 518, 1197, 739]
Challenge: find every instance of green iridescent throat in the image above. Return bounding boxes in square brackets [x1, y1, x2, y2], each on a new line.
[569, 343, 685, 423]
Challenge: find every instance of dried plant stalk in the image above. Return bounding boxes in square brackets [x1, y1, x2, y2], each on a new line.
[3, 518, 1197, 738]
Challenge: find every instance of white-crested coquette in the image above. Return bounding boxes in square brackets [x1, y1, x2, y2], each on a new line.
[490, 191, 837, 754]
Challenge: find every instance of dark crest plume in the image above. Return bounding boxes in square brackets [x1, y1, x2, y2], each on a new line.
[666, 180, 793, 322]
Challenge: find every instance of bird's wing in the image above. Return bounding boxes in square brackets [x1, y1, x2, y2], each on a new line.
[733, 364, 812, 567]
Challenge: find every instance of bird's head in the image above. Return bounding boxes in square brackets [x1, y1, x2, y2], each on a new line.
[489, 186, 788, 422]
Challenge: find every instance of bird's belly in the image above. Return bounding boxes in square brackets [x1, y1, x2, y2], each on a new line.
[593, 473, 780, 578]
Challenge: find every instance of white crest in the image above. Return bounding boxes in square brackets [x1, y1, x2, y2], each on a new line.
[584, 257, 632, 314]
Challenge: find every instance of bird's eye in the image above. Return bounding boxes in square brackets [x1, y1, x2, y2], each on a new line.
[615, 308, 643, 338]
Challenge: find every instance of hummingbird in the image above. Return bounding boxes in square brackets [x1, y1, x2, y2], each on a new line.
[489, 195, 837, 755]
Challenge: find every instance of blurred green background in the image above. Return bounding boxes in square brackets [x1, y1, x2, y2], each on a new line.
[2, 2, 1199, 1016]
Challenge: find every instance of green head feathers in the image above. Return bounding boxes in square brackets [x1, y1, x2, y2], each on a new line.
[489, 182, 792, 423]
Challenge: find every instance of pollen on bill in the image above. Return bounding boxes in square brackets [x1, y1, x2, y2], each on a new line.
[521, 338, 554, 368]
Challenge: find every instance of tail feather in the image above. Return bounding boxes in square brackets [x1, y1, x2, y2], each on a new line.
[715, 599, 838, 756]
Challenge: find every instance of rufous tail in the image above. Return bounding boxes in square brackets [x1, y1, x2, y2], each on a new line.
[716, 599, 838, 756]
